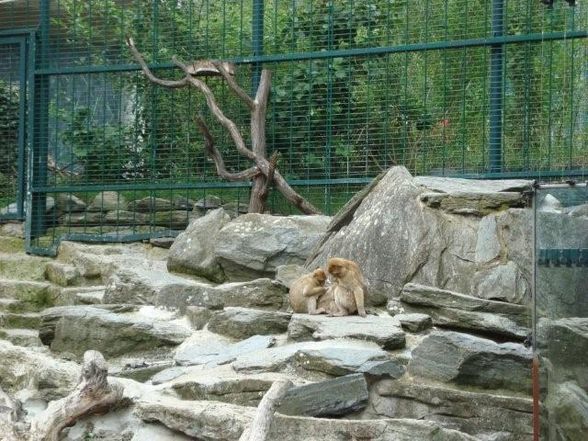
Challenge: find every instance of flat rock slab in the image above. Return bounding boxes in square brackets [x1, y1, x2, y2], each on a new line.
[408, 330, 532, 393]
[135, 393, 480, 441]
[370, 378, 532, 440]
[394, 313, 433, 332]
[208, 307, 291, 339]
[420, 191, 526, 216]
[288, 314, 406, 350]
[174, 331, 275, 367]
[401, 283, 530, 340]
[39, 305, 191, 357]
[233, 339, 390, 376]
[278, 373, 368, 417]
[414, 177, 533, 194]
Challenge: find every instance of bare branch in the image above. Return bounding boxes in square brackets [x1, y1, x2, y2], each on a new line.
[255, 70, 272, 106]
[211, 60, 255, 110]
[126, 37, 189, 89]
[196, 116, 259, 181]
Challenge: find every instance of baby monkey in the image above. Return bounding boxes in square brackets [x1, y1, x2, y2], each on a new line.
[289, 268, 328, 315]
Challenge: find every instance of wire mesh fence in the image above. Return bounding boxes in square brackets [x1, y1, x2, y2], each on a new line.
[0, 0, 586, 254]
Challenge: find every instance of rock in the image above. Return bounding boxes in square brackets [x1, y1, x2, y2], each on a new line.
[172, 196, 195, 210]
[408, 331, 532, 393]
[287, 314, 406, 350]
[170, 365, 291, 406]
[215, 214, 331, 281]
[357, 360, 406, 378]
[208, 307, 291, 339]
[419, 191, 526, 216]
[0, 253, 50, 282]
[544, 381, 588, 441]
[277, 373, 368, 417]
[307, 167, 533, 304]
[400, 283, 530, 340]
[129, 197, 174, 212]
[154, 278, 287, 313]
[394, 313, 432, 332]
[221, 201, 249, 217]
[369, 378, 533, 440]
[149, 237, 175, 249]
[167, 208, 231, 282]
[539, 193, 562, 212]
[88, 191, 127, 212]
[103, 210, 147, 225]
[473, 262, 529, 304]
[104, 265, 208, 306]
[0, 279, 52, 304]
[152, 210, 190, 229]
[0, 222, 24, 238]
[537, 317, 588, 390]
[55, 193, 86, 212]
[232, 340, 389, 375]
[44, 261, 81, 287]
[0, 340, 78, 400]
[39, 305, 191, 357]
[174, 332, 275, 366]
[135, 393, 480, 441]
[567, 203, 588, 217]
[386, 298, 405, 316]
[274, 264, 306, 288]
[186, 306, 215, 330]
[59, 211, 103, 226]
[194, 195, 223, 210]
[151, 366, 188, 385]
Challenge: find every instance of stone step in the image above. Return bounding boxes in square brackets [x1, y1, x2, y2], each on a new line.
[0, 328, 42, 347]
[0, 253, 51, 282]
[0, 278, 53, 304]
[0, 311, 42, 329]
[0, 236, 25, 253]
[53, 286, 106, 306]
[0, 298, 26, 312]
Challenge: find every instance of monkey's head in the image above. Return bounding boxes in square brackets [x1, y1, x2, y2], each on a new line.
[312, 268, 327, 284]
[327, 257, 347, 279]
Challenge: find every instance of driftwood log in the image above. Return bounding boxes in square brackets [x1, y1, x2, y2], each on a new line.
[0, 350, 123, 441]
[126, 37, 320, 215]
[239, 379, 293, 441]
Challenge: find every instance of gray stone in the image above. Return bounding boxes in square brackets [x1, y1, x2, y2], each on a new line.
[386, 298, 405, 316]
[172, 196, 195, 210]
[0, 253, 50, 282]
[174, 332, 275, 366]
[151, 366, 188, 385]
[103, 210, 147, 225]
[400, 283, 530, 340]
[149, 237, 175, 249]
[59, 211, 103, 226]
[274, 264, 306, 289]
[408, 331, 532, 392]
[215, 214, 331, 281]
[55, 193, 86, 212]
[537, 317, 588, 390]
[544, 381, 588, 441]
[475, 215, 501, 263]
[369, 378, 533, 440]
[0, 222, 24, 238]
[135, 392, 480, 441]
[419, 191, 526, 216]
[208, 307, 291, 339]
[278, 373, 368, 417]
[414, 176, 533, 194]
[473, 261, 529, 304]
[537, 211, 588, 250]
[567, 203, 588, 217]
[167, 208, 231, 282]
[0, 339, 78, 400]
[152, 210, 190, 229]
[358, 360, 406, 378]
[194, 195, 223, 209]
[128, 197, 174, 212]
[88, 191, 127, 212]
[186, 306, 215, 330]
[288, 314, 406, 350]
[539, 193, 562, 212]
[44, 261, 81, 287]
[39, 305, 191, 357]
[395, 313, 432, 332]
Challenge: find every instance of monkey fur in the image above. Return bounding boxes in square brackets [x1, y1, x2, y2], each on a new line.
[326, 257, 367, 317]
[289, 268, 329, 315]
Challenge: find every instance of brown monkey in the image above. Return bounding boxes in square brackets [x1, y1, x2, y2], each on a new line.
[326, 257, 367, 317]
[289, 268, 328, 314]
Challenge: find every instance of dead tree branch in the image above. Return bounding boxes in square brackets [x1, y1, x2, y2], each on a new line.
[126, 37, 321, 215]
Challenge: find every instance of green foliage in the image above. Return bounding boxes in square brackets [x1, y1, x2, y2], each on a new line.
[0, 80, 19, 177]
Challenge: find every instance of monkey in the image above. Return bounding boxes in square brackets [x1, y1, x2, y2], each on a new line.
[326, 257, 367, 317]
[289, 268, 329, 315]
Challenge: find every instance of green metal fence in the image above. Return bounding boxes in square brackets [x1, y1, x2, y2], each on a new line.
[0, 0, 586, 255]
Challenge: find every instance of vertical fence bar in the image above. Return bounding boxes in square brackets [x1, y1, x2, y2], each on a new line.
[489, 0, 505, 174]
[251, 0, 264, 94]
[29, 0, 50, 242]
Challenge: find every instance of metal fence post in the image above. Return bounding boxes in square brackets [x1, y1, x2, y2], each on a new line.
[489, 0, 505, 174]
[29, 0, 50, 241]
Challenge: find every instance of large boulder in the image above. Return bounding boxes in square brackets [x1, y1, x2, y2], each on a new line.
[544, 381, 588, 441]
[167, 208, 231, 282]
[408, 331, 532, 393]
[215, 214, 331, 281]
[39, 305, 191, 357]
[306, 167, 533, 304]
